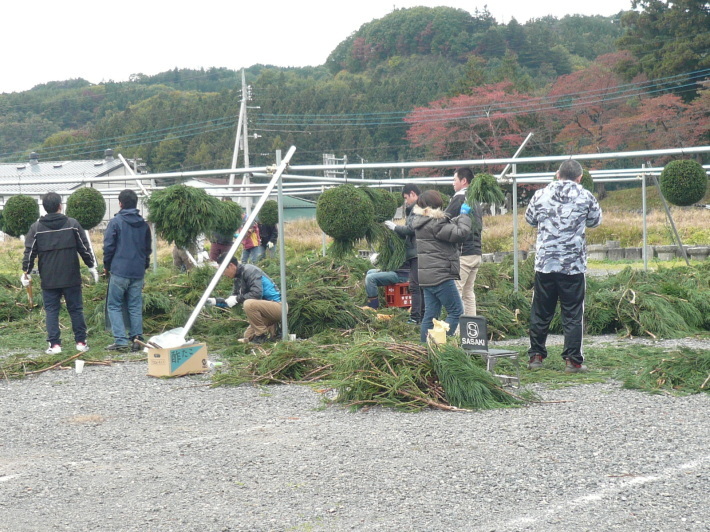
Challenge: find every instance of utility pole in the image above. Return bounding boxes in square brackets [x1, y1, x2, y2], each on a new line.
[242, 70, 252, 217]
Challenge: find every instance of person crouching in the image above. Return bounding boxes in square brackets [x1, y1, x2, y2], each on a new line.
[207, 254, 282, 344]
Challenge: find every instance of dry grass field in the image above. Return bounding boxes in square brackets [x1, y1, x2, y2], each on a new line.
[282, 205, 710, 255]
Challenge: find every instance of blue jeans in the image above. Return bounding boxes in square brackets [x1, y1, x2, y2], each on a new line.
[365, 269, 409, 298]
[241, 247, 261, 264]
[107, 274, 144, 346]
[43, 285, 86, 346]
[420, 280, 464, 343]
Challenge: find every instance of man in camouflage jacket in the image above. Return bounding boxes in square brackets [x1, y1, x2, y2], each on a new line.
[525, 160, 602, 373]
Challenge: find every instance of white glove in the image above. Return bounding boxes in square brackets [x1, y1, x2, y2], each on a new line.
[369, 252, 379, 265]
[384, 220, 396, 230]
[20, 273, 31, 287]
[88, 267, 99, 283]
[267, 242, 274, 249]
[206, 298, 216, 306]
[225, 295, 238, 308]
[197, 251, 210, 264]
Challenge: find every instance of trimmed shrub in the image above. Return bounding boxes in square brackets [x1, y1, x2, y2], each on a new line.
[212, 200, 243, 237]
[66, 187, 106, 230]
[3, 195, 39, 238]
[147, 185, 219, 248]
[361, 187, 399, 223]
[581, 169, 594, 193]
[660, 159, 707, 207]
[467, 173, 505, 206]
[259, 200, 278, 226]
[316, 184, 374, 241]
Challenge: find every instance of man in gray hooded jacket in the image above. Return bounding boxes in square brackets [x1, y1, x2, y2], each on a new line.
[525, 160, 602, 373]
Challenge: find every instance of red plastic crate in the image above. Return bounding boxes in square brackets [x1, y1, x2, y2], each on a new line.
[385, 282, 412, 308]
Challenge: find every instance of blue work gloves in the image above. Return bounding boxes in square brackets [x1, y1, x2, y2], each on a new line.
[460, 203, 472, 215]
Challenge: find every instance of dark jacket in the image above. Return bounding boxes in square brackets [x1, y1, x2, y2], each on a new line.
[411, 206, 472, 287]
[23, 213, 94, 290]
[393, 203, 418, 260]
[445, 190, 483, 256]
[103, 208, 152, 279]
[259, 223, 278, 247]
[210, 231, 234, 246]
[231, 263, 281, 303]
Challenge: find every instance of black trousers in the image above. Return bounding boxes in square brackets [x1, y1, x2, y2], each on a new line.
[528, 271, 585, 364]
[43, 285, 87, 346]
[406, 257, 425, 322]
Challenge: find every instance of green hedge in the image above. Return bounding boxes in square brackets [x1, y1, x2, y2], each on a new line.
[316, 184, 373, 241]
[3, 195, 39, 238]
[660, 159, 707, 207]
[66, 187, 106, 230]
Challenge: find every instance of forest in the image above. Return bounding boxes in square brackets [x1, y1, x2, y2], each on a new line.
[0, 1, 708, 175]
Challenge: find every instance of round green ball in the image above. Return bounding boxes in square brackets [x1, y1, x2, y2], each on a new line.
[3, 195, 39, 238]
[147, 185, 219, 248]
[259, 200, 279, 226]
[212, 200, 243, 236]
[316, 184, 374, 240]
[361, 187, 399, 222]
[66, 187, 106, 230]
[660, 159, 707, 207]
[580, 169, 594, 193]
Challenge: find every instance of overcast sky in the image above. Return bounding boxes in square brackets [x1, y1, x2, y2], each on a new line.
[2, 0, 632, 94]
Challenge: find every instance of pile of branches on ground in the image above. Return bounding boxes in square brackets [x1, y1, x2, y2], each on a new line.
[476, 257, 710, 340]
[618, 347, 710, 395]
[214, 335, 530, 411]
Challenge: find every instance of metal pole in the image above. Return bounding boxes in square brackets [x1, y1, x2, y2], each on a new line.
[181, 146, 297, 341]
[242, 70, 252, 218]
[641, 164, 648, 271]
[275, 150, 289, 340]
[227, 102, 245, 190]
[321, 185, 327, 257]
[650, 173, 690, 267]
[512, 165, 519, 291]
[499, 133, 533, 292]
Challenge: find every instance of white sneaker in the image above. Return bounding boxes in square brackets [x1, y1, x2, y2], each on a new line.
[46, 344, 62, 355]
[76, 342, 90, 353]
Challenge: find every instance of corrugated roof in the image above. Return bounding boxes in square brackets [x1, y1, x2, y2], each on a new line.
[0, 159, 125, 195]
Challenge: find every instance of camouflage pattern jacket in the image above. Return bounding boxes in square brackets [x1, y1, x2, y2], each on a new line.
[525, 180, 602, 275]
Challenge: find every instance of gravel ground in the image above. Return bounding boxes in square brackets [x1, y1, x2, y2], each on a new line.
[1, 336, 709, 532]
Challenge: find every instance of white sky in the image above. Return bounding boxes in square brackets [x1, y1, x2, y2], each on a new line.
[2, 0, 632, 94]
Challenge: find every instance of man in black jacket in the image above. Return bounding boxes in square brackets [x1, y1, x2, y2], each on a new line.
[257, 222, 278, 260]
[445, 167, 483, 316]
[22, 192, 98, 354]
[384, 184, 424, 323]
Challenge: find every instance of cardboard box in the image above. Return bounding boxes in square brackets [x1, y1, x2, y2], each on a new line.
[147, 342, 209, 377]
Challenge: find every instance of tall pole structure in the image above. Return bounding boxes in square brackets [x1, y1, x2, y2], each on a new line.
[499, 132, 533, 292]
[227, 67, 247, 201]
[242, 70, 252, 217]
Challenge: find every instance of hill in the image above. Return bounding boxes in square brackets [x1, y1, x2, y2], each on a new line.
[1, 3, 707, 173]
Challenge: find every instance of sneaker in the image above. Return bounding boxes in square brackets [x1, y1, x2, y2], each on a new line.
[76, 342, 90, 353]
[528, 354, 544, 370]
[407, 318, 420, 325]
[130, 336, 145, 352]
[106, 343, 130, 352]
[565, 359, 589, 373]
[46, 344, 62, 355]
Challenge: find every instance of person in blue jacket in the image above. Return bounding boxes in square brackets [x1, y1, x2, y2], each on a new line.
[103, 189, 152, 352]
